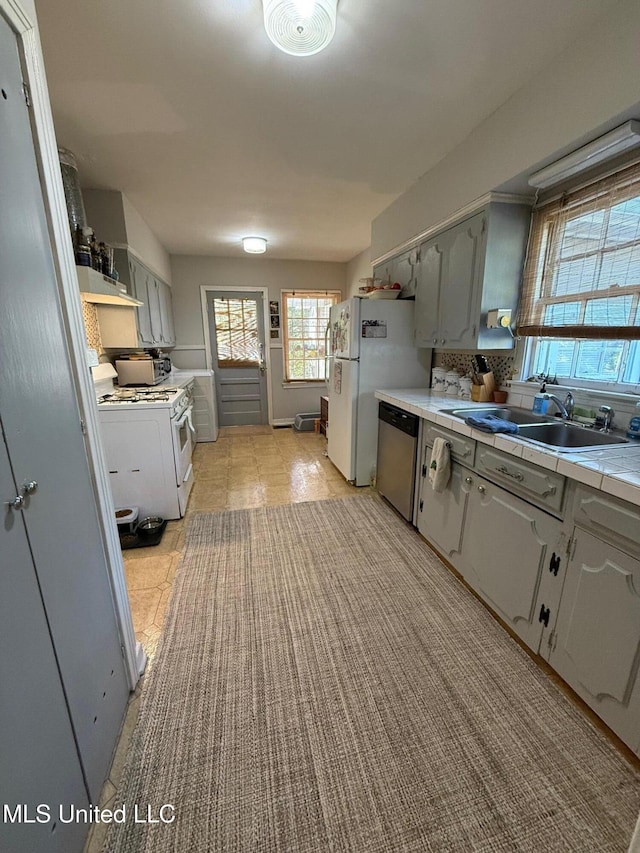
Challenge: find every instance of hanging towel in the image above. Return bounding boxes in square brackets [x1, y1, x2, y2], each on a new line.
[465, 415, 519, 435]
[429, 437, 451, 493]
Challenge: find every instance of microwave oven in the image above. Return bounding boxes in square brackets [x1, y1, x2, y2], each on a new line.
[115, 357, 171, 386]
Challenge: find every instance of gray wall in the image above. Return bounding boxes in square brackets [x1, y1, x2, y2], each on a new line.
[169, 254, 346, 422]
[372, 0, 640, 260]
[346, 248, 373, 298]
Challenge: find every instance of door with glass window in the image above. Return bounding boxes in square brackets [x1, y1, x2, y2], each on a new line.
[207, 291, 268, 426]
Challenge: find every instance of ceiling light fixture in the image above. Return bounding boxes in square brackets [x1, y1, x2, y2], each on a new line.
[262, 0, 338, 57]
[528, 120, 640, 189]
[242, 236, 268, 254]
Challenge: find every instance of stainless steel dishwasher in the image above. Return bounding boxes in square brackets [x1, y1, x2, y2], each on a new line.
[376, 401, 419, 522]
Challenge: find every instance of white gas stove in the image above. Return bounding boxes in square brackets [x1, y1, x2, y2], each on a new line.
[95, 373, 195, 521]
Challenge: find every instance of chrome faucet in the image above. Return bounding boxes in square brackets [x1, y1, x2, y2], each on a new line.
[547, 392, 574, 421]
[595, 405, 615, 433]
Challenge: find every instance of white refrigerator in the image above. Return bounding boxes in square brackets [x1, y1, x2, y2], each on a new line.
[327, 296, 432, 486]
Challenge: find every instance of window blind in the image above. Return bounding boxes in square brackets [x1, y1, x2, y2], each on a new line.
[517, 161, 640, 339]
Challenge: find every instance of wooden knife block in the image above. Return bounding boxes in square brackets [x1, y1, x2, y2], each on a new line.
[471, 371, 495, 402]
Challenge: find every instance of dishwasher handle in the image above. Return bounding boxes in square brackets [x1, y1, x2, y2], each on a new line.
[378, 402, 419, 438]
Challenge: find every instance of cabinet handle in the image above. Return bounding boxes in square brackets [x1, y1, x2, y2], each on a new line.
[22, 480, 38, 495]
[496, 465, 525, 482]
[477, 485, 486, 494]
[6, 494, 24, 509]
[433, 338, 437, 344]
[441, 339, 446, 345]
[465, 477, 473, 484]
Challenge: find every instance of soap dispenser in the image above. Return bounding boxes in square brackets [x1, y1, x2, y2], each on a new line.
[532, 383, 550, 415]
[627, 402, 640, 440]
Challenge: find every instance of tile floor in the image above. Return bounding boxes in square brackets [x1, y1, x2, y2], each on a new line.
[84, 424, 357, 852]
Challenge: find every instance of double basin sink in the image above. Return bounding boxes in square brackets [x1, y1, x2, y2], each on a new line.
[440, 405, 630, 453]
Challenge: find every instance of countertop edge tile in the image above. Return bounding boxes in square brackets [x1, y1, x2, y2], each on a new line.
[556, 460, 603, 489]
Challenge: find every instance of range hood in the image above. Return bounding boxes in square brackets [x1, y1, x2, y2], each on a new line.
[76, 265, 143, 307]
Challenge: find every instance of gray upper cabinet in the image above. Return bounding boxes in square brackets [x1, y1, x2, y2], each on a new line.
[374, 247, 420, 299]
[108, 249, 175, 349]
[158, 279, 176, 346]
[414, 202, 531, 350]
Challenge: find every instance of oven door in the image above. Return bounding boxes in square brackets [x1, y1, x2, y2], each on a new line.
[172, 404, 195, 485]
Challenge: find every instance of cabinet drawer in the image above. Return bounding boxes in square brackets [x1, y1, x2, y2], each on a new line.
[424, 423, 475, 466]
[475, 447, 565, 514]
[573, 485, 640, 559]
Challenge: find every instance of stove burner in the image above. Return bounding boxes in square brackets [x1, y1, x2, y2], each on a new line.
[98, 389, 175, 404]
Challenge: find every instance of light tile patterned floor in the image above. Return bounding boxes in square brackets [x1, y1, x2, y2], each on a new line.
[85, 425, 357, 852]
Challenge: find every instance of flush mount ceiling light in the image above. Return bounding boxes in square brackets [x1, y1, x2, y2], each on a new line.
[263, 0, 338, 57]
[242, 236, 268, 254]
[528, 120, 640, 189]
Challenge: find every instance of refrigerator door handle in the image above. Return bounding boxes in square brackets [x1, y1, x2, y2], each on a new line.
[324, 321, 331, 380]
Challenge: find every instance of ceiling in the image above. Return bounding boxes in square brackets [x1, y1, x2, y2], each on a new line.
[37, 0, 618, 262]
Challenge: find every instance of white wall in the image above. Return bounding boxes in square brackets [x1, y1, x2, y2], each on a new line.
[169, 254, 346, 422]
[82, 189, 173, 283]
[372, 0, 640, 260]
[346, 248, 373, 298]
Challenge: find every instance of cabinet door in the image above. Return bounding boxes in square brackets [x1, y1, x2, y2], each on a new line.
[130, 258, 153, 345]
[147, 276, 163, 345]
[417, 450, 471, 571]
[158, 281, 175, 346]
[548, 531, 640, 752]
[461, 473, 565, 652]
[414, 236, 444, 347]
[393, 249, 420, 298]
[1, 425, 89, 853]
[439, 212, 485, 349]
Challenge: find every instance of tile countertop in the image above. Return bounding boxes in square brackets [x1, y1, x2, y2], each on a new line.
[375, 389, 640, 508]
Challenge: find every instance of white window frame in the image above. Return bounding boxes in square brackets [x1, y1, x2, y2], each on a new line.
[523, 336, 640, 396]
[281, 290, 341, 383]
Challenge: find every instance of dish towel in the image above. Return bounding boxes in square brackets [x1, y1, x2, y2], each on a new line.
[429, 437, 451, 493]
[465, 415, 520, 435]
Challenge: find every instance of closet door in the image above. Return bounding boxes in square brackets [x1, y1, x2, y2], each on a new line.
[0, 422, 88, 853]
[0, 15, 128, 802]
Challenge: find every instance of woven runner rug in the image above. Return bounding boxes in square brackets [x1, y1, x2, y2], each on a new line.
[105, 495, 640, 852]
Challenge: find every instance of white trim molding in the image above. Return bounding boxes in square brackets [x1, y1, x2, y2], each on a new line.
[2, 0, 142, 687]
[200, 284, 274, 424]
[371, 191, 535, 266]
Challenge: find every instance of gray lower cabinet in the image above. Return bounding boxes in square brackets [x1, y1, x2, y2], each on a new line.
[459, 472, 566, 652]
[414, 202, 530, 351]
[418, 459, 472, 570]
[547, 530, 640, 752]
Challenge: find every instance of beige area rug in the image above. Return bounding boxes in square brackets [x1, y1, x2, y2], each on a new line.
[105, 495, 640, 852]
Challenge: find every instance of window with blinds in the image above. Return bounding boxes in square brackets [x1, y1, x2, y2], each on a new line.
[282, 291, 339, 381]
[518, 161, 640, 338]
[212, 298, 260, 367]
[519, 162, 640, 387]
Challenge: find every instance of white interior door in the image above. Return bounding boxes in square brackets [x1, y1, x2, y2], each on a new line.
[0, 15, 128, 804]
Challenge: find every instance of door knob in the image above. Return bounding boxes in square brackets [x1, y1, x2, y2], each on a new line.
[22, 481, 38, 495]
[6, 495, 24, 509]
